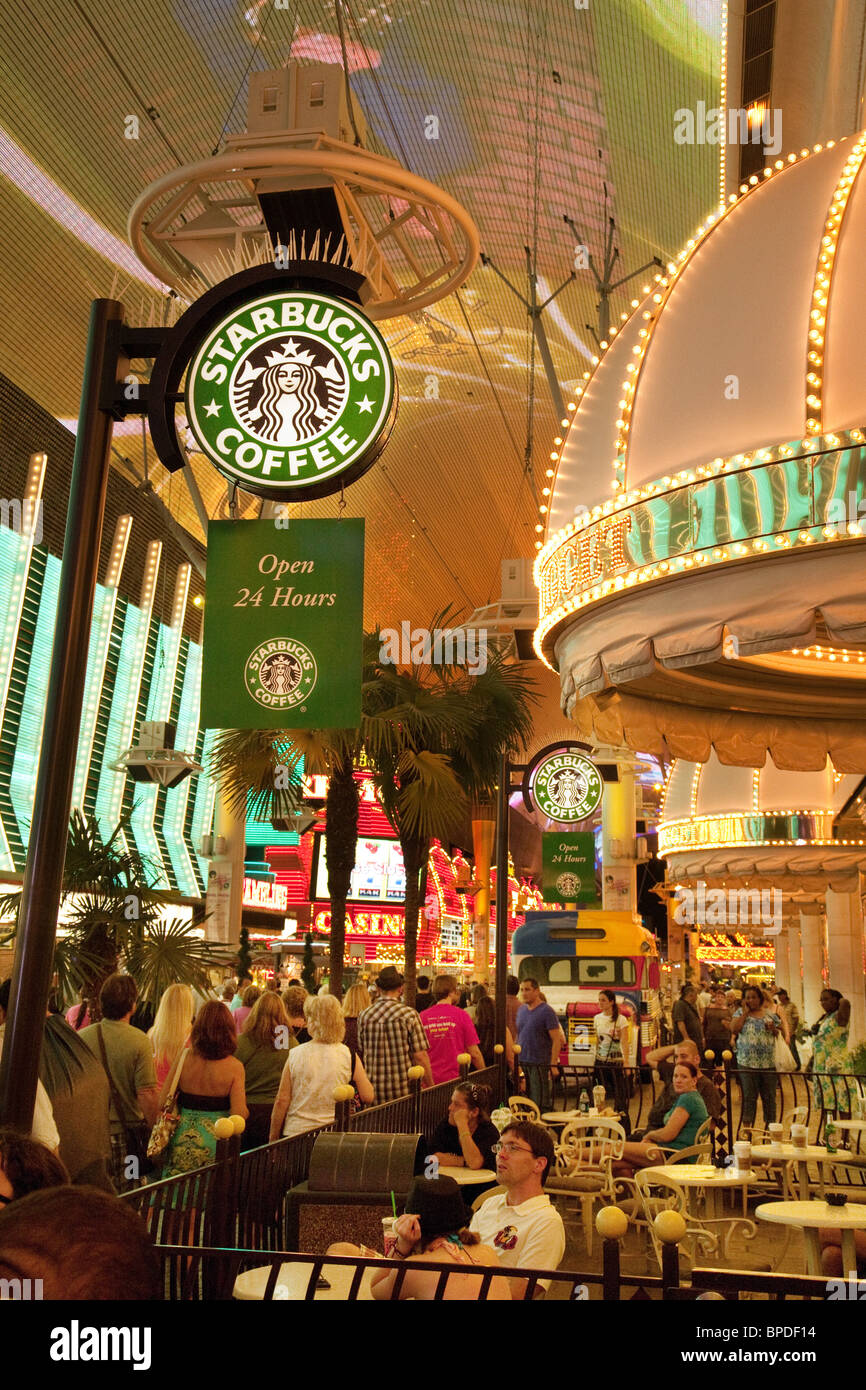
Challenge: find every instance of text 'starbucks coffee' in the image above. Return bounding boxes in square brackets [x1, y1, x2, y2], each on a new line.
[184, 291, 396, 499]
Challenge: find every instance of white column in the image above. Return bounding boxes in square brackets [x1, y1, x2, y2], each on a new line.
[204, 791, 246, 945]
[800, 909, 825, 1031]
[600, 765, 636, 913]
[786, 923, 804, 1020]
[774, 928, 790, 995]
[825, 886, 866, 1052]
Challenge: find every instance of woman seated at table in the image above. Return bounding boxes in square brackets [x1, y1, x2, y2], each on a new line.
[426, 1084, 499, 1171]
[614, 1061, 708, 1173]
[425, 1084, 499, 1204]
[370, 1176, 511, 1301]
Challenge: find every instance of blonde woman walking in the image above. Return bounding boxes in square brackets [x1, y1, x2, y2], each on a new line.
[147, 984, 194, 1090]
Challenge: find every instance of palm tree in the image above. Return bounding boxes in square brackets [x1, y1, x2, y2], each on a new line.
[367, 640, 537, 1001]
[444, 647, 538, 982]
[0, 810, 230, 1019]
[209, 715, 361, 1002]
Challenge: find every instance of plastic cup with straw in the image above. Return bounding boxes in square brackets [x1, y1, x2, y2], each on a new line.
[382, 1191, 398, 1256]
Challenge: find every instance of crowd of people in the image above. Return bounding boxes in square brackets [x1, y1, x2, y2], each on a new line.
[665, 978, 854, 1130]
[0, 964, 532, 1195]
[0, 960, 861, 1300]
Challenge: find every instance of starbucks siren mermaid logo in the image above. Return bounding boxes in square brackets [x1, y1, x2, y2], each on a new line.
[230, 335, 348, 446]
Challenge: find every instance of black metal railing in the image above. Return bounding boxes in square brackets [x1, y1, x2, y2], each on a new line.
[505, 1059, 866, 1152]
[154, 1227, 835, 1303]
[121, 1063, 503, 1249]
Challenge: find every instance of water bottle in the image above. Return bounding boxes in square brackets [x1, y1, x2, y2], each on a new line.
[579, 1088, 590, 1114]
[825, 1121, 837, 1154]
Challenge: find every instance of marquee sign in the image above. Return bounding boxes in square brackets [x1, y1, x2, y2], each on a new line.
[184, 290, 396, 500]
[242, 877, 289, 912]
[521, 742, 603, 823]
[535, 432, 866, 661]
[658, 811, 834, 855]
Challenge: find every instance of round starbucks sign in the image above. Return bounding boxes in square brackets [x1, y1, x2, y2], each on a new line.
[530, 751, 603, 822]
[244, 638, 318, 712]
[184, 290, 396, 500]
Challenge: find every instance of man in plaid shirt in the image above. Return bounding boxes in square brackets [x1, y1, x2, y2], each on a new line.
[359, 967, 433, 1103]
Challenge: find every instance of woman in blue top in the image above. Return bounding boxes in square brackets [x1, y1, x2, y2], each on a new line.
[732, 985, 780, 1130]
[616, 1062, 709, 1170]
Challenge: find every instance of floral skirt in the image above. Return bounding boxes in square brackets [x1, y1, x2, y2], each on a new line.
[161, 1107, 224, 1177]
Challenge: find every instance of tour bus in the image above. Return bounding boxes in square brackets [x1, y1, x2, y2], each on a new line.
[511, 910, 662, 1069]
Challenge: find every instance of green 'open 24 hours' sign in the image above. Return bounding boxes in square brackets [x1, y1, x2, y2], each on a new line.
[200, 518, 364, 730]
[185, 291, 396, 501]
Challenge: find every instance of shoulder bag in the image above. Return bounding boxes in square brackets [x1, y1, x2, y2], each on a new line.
[95, 1023, 154, 1176]
[147, 1044, 188, 1161]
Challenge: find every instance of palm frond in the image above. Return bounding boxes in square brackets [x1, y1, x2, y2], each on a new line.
[123, 918, 234, 1006]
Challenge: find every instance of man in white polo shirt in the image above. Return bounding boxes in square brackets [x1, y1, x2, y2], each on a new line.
[470, 1118, 565, 1298]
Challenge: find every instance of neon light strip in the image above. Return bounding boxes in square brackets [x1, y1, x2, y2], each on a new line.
[806, 137, 866, 434]
[131, 565, 190, 885]
[71, 516, 132, 810]
[0, 453, 46, 869]
[162, 638, 202, 897]
[9, 555, 61, 841]
[189, 724, 217, 886]
[95, 540, 162, 840]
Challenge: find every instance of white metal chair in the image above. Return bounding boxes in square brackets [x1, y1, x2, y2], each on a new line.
[633, 1169, 757, 1272]
[507, 1095, 541, 1123]
[546, 1118, 626, 1254]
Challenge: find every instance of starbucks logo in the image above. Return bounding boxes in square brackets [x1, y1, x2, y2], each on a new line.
[556, 872, 581, 897]
[531, 752, 602, 822]
[244, 638, 317, 711]
[229, 335, 349, 446]
[184, 291, 396, 500]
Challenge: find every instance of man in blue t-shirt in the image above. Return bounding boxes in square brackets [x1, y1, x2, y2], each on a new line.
[516, 978, 563, 1111]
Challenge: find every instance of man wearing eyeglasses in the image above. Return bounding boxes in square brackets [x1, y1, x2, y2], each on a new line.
[470, 1119, 565, 1298]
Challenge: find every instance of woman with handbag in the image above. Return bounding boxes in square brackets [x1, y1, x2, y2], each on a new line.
[159, 1002, 247, 1177]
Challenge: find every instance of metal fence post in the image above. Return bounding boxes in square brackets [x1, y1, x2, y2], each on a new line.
[334, 1084, 354, 1132]
[206, 1130, 241, 1298]
[511, 1043, 522, 1098]
[408, 1065, 424, 1131]
[597, 1207, 628, 1300]
[493, 1043, 507, 1106]
[655, 1210, 686, 1297]
[722, 1050, 734, 1153]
